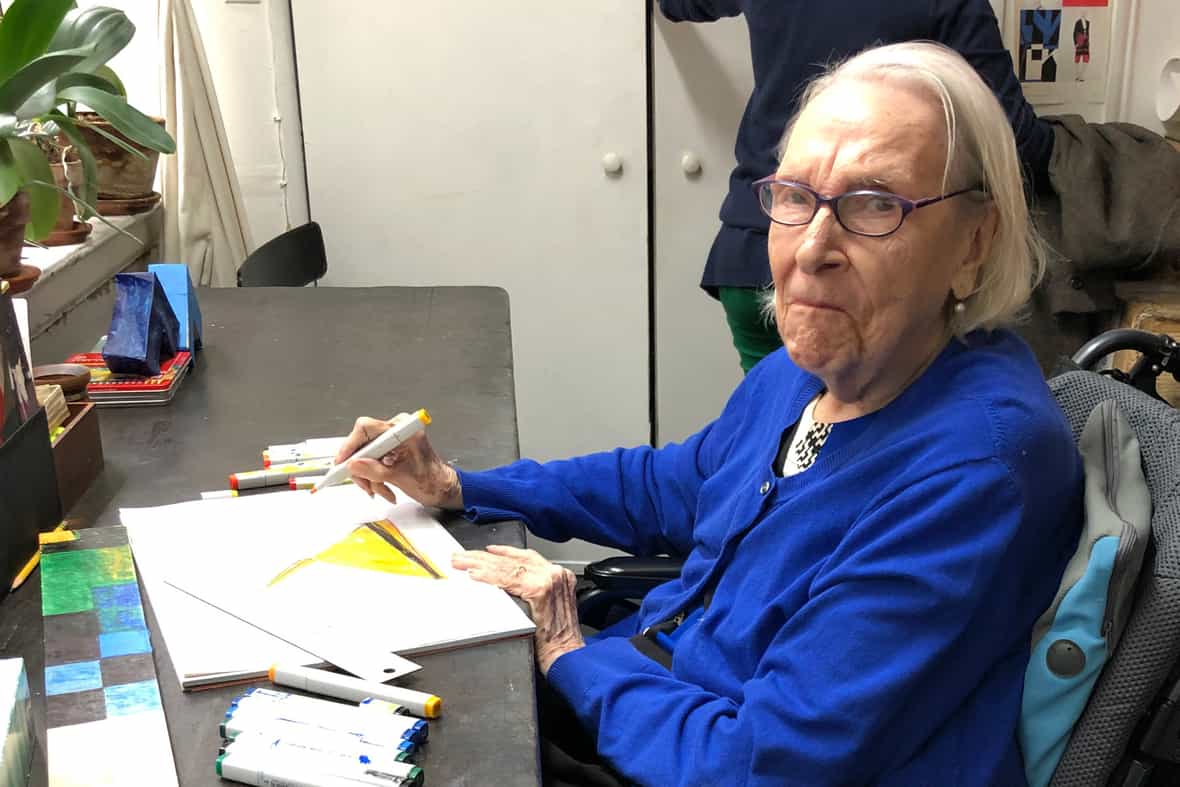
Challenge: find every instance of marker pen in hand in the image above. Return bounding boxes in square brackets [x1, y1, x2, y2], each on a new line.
[311, 409, 431, 494]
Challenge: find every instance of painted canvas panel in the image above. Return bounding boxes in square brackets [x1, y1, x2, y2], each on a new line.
[39, 527, 178, 786]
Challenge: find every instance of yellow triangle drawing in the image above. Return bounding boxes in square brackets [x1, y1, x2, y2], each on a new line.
[268, 519, 443, 587]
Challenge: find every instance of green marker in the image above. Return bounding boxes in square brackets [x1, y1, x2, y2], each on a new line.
[216, 747, 423, 785]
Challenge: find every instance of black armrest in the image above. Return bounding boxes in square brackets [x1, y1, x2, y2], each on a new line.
[576, 556, 686, 631]
[584, 556, 685, 597]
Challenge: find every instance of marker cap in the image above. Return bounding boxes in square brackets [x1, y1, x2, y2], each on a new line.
[424, 696, 441, 718]
[228, 475, 238, 491]
[214, 753, 224, 776]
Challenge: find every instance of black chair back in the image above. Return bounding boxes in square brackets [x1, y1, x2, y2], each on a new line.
[237, 222, 327, 287]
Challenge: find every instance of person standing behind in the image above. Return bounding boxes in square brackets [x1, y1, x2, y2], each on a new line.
[660, 0, 1053, 373]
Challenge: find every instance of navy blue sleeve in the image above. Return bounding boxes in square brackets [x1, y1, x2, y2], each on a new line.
[657, 0, 741, 23]
[933, 0, 1054, 189]
[548, 459, 1034, 785]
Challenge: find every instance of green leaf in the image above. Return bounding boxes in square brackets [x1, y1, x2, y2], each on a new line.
[0, 140, 21, 206]
[74, 115, 149, 160]
[53, 114, 98, 215]
[14, 81, 58, 120]
[58, 86, 174, 153]
[55, 71, 120, 97]
[48, 7, 132, 74]
[0, 0, 75, 85]
[9, 137, 58, 240]
[0, 51, 86, 113]
[93, 65, 126, 98]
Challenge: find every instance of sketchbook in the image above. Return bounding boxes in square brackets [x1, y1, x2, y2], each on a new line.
[121, 486, 535, 690]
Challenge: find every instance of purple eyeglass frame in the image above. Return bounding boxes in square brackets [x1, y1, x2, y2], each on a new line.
[751, 175, 983, 238]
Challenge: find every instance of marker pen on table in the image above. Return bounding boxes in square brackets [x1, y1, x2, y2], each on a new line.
[265, 437, 348, 467]
[201, 489, 238, 500]
[269, 664, 442, 719]
[231, 693, 422, 738]
[216, 747, 421, 787]
[222, 723, 418, 762]
[225, 702, 428, 745]
[230, 460, 332, 490]
[222, 736, 424, 782]
[311, 409, 431, 494]
[236, 687, 407, 717]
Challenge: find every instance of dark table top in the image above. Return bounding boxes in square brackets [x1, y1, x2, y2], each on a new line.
[1, 286, 540, 786]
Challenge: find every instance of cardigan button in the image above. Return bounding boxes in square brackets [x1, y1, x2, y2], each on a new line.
[759, 480, 771, 495]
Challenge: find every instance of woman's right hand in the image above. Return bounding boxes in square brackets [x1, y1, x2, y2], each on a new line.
[334, 413, 463, 509]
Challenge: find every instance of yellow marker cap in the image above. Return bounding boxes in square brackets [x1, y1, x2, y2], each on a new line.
[424, 695, 442, 718]
[415, 408, 432, 426]
[267, 665, 276, 682]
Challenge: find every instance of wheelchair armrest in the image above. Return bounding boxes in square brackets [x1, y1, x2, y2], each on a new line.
[576, 556, 685, 631]
[584, 556, 685, 598]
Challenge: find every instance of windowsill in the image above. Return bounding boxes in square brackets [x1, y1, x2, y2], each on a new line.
[22, 205, 163, 343]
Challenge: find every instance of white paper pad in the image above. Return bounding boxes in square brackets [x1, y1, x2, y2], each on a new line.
[122, 486, 534, 688]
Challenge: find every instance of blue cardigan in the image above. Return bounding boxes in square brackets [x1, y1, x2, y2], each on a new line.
[459, 331, 1083, 786]
[658, 0, 1055, 292]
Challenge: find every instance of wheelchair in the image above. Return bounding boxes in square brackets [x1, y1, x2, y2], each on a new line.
[576, 329, 1180, 787]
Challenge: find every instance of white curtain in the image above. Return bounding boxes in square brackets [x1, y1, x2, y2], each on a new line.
[158, 0, 253, 286]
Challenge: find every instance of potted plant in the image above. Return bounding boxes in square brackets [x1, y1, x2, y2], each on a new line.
[0, 0, 176, 285]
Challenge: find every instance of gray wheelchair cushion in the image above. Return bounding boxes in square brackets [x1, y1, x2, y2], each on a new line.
[1048, 372, 1180, 787]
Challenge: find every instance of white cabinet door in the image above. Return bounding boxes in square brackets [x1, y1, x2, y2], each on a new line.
[651, 12, 750, 446]
[289, 1, 649, 471]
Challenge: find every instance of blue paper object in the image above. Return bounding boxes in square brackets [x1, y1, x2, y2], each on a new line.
[102, 273, 179, 376]
[148, 264, 203, 352]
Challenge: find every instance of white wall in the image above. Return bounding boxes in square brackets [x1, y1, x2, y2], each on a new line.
[1117, 0, 1180, 134]
[79, 0, 160, 117]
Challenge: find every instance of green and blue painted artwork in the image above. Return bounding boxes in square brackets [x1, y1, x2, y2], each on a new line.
[40, 527, 165, 728]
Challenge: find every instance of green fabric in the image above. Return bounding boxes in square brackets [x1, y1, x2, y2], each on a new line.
[718, 286, 782, 374]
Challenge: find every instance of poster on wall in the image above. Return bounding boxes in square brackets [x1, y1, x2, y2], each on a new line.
[1009, 0, 1110, 108]
[1062, 0, 1110, 104]
[1014, 0, 1065, 104]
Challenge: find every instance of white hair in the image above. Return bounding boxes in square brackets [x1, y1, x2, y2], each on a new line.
[770, 41, 1046, 334]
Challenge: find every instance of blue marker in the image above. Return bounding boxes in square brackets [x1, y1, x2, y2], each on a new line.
[225, 700, 427, 744]
[222, 725, 419, 767]
[222, 711, 425, 750]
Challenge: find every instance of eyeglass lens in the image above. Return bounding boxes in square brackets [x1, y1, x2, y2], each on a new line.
[759, 182, 903, 236]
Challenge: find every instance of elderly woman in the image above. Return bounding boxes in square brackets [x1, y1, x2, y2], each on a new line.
[338, 42, 1083, 787]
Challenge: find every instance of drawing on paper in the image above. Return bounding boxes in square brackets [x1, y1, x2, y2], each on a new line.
[267, 519, 445, 587]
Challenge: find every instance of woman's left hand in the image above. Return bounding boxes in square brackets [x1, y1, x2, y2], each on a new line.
[452, 544, 584, 674]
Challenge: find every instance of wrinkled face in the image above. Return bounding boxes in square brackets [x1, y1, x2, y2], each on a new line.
[770, 79, 983, 389]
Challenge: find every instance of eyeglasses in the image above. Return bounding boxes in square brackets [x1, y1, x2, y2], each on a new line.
[752, 177, 983, 238]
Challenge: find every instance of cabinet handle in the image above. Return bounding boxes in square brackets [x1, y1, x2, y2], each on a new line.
[681, 152, 702, 175]
[601, 152, 624, 175]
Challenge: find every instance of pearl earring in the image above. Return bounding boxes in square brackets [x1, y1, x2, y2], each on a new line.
[954, 300, 966, 314]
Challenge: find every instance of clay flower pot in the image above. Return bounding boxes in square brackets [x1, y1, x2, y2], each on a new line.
[0, 192, 30, 278]
[73, 111, 166, 201]
[45, 159, 92, 247]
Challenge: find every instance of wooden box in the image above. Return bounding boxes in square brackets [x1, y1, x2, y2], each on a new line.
[51, 401, 104, 516]
[1114, 282, 1180, 408]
